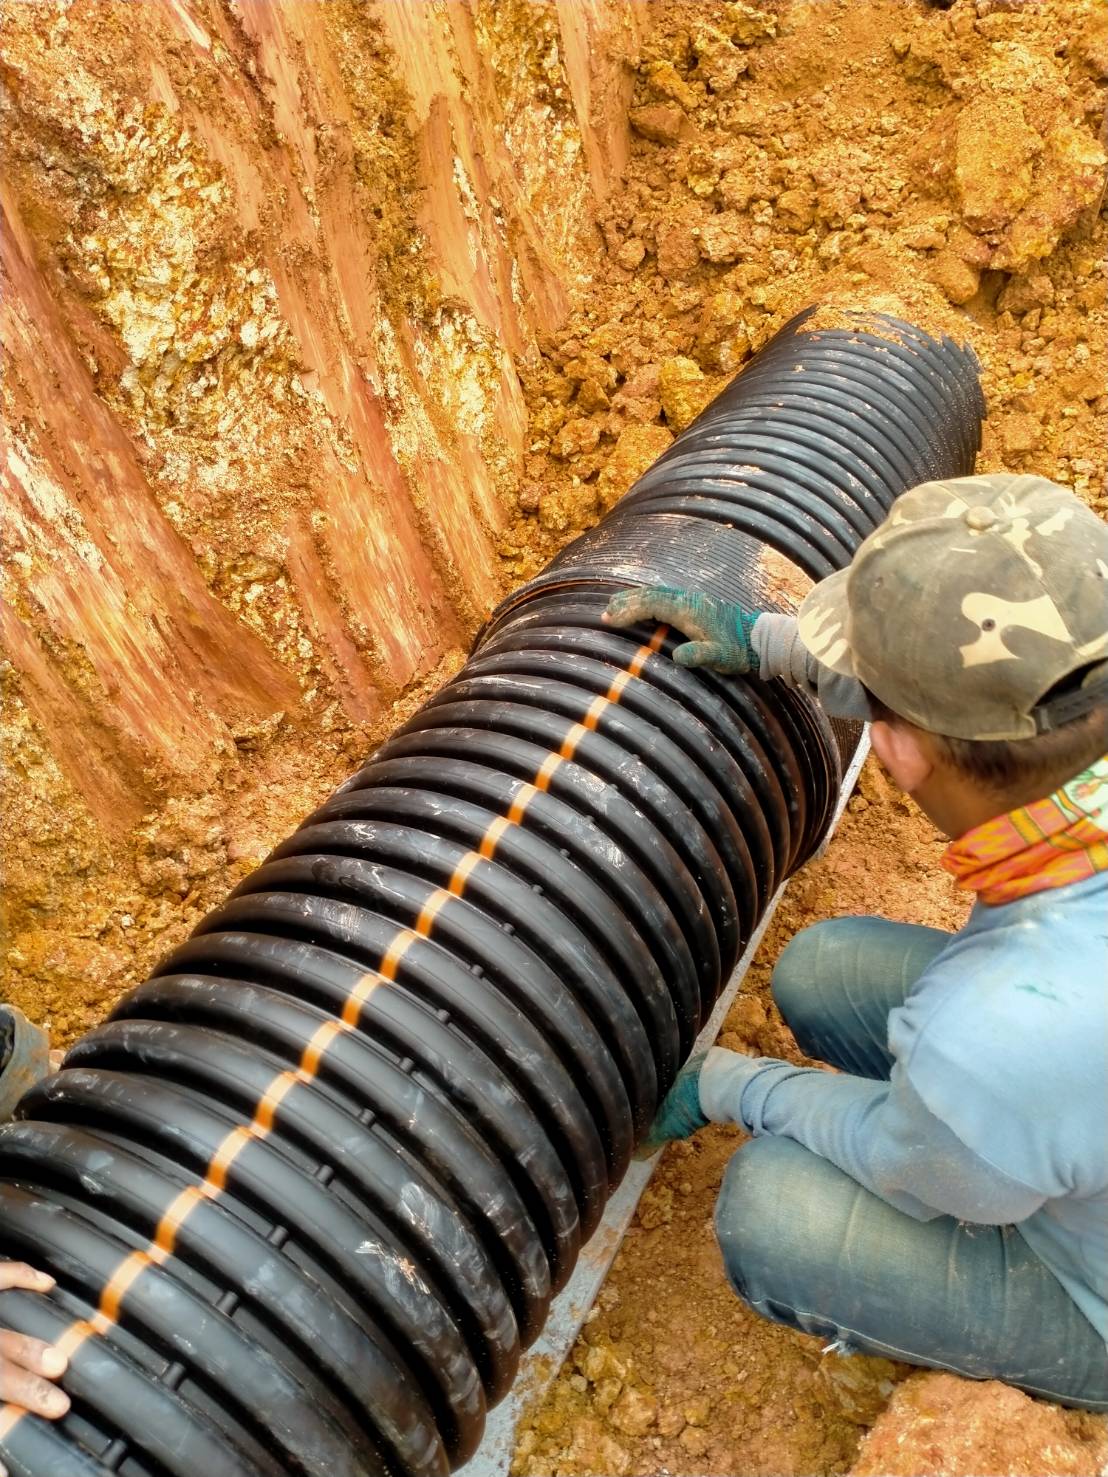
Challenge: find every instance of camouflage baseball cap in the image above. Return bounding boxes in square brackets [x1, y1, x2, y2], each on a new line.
[797, 473, 1108, 741]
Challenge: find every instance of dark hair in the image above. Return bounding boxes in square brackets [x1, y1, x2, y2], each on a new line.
[864, 688, 1108, 798]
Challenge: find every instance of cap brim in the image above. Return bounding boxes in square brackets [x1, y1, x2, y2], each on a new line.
[796, 568, 857, 678]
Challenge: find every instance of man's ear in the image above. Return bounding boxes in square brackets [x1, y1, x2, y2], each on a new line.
[869, 719, 934, 794]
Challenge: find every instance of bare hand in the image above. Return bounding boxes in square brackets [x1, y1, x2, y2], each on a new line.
[0, 1262, 70, 1455]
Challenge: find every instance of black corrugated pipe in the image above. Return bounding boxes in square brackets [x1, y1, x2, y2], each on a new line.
[0, 307, 985, 1477]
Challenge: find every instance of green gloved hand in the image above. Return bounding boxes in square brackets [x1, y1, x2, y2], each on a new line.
[603, 586, 762, 675]
[634, 1052, 709, 1159]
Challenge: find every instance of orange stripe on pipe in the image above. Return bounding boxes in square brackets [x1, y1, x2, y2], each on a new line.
[252, 1071, 298, 1134]
[627, 624, 668, 676]
[449, 851, 481, 895]
[480, 815, 512, 859]
[98, 1251, 152, 1325]
[299, 1018, 346, 1074]
[153, 1185, 206, 1259]
[415, 889, 450, 936]
[54, 1321, 96, 1362]
[507, 783, 537, 824]
[205, 1125, 252, 1194]
[559, 722, 588, 760]
[534, 752, 562, 791]
[628, 645, 651, 677]
[582, 694, 609, 730]
[340, 976, 379, 1027]
[379, 929, 415, 982]
[606, 670, 631, 703]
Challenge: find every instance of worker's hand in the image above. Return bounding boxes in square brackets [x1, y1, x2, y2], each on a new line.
[603, 587, 762, 674]
[0, 1264, 70, 1433]
[634, 1052, 709, 1159]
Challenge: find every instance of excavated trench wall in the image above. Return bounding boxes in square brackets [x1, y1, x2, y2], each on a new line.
[0, 0, 646, 1044]
[0, 310, 985, 1477]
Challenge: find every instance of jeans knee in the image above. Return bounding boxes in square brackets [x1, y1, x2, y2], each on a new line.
[715, 1137, 809, 1299]
[771, 919, 852, 1033]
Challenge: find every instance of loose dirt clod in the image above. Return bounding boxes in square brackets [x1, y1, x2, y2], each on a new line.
[851, 1373, 1108, 1476]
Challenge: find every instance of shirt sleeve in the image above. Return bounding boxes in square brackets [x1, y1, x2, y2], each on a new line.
[751, 613, 872, 722]
[698, 1047, 1048, 1225]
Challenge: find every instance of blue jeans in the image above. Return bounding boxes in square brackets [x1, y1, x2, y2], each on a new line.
[713, 916, 1108, 1411]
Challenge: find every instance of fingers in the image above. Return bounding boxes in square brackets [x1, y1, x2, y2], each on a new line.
[0, 1331, 68, 1381]
[603, 586, 696, 631]
[0, 1266, 70, 1423]
[0, 1264, 54, 1294]
[0, 1331, 70, 1420]
[673, 640, 751, 674]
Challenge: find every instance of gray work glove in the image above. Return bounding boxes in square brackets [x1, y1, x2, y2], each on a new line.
[603, 586, 763, 675]
[0, 1006, 50, 1122]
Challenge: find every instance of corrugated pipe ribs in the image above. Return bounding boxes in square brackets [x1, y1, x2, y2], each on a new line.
[0, 308, 986, 1477]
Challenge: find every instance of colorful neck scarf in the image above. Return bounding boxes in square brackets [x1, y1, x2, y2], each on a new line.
[942, 755, 1108, 906]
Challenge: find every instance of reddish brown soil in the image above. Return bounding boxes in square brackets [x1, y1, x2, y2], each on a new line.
[854, 1373, 1108, 1476]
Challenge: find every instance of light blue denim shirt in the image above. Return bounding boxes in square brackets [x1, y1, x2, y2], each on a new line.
[700, 871, 1108, 1342]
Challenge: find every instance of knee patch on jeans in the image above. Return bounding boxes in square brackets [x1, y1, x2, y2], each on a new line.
[714, 1138, 810, 1294]
[715, 1135, 861, 1307]
[770, 921, 845, 1030]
